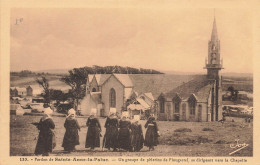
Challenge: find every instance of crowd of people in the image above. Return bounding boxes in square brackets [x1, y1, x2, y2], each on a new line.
[34, 106, 160, 156]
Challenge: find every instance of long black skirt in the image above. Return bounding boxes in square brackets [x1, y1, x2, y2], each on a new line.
[144, 127, 159, 147]
[35, 130, 56, 155]
[118, 128, 131, 151]
[103, 126, 118, 149]
[85, 126, 100, 148]
[131, 132, 144, 151]
[62, 129, 79, 151]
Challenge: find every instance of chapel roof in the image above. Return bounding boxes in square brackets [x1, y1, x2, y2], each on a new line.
[88, 74, 198, 100]
[144, 92, 154, 101]
[113, 74, 134, 87]
[128, 74, 195, 99]
[163, 75, 212, 102]
[92, 74, 111, 86]
[15, 87, 27, 92]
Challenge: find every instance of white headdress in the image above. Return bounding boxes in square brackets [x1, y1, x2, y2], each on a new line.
[131, 115, 140, 123]
[44, 107, 53, 115]
[90, 108, 97, 116]
[133, 115, 140, 121]
[67, 108, 76, 118]
[109, 108, 116, 114]
[121, 111, 129, 118]
[109, 108, 117, 118]
[42, 107, 53, 120]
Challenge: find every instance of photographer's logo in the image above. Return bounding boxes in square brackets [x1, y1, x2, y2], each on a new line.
[229, 139, 249, 155]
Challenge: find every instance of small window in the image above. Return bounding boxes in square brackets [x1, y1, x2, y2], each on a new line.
[167, 103, 171, 113]
[174, 101, 181, 113]
[109, 88, 116, 108]
[92, 88, 97, 92]
[159, 97, 165, 113]
[188, 97, 196, 115]
[198, 104, 202, 113]
[182, 103, 186, 111]
[173, 95, 181, 113]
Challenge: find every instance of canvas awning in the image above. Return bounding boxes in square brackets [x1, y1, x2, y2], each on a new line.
[127, 98, 150, 111]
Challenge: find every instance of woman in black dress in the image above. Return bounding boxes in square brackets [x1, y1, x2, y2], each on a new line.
[103, 109, 119, 151]
[118, 111, 132, 151]
[62, 109, 80, 153]
[35, 106, 56, 156]
[130, 115, 144, 152]
[144, 115, 159, 151]
[85, 109, 101, 150]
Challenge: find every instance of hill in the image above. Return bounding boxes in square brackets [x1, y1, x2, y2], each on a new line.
[10, 75, 71, 95]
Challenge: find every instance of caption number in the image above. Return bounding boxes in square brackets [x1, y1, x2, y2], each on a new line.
[20, 158, 28, 161]
[15, 18, 23, 25]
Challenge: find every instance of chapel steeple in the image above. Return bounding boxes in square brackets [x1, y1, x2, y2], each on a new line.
[211, 16, 218, 41]
[204, 14, 223, 80]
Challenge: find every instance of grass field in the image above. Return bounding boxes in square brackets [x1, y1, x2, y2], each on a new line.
[10, 115, 253, 157]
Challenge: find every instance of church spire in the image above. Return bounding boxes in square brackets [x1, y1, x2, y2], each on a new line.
[211, 15, 218, 41]
[205, 11, 223, 80]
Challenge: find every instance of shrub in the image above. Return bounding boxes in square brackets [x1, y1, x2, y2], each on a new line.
[161, 135, 213, 145]
[202, 128, 214, 131]
[174, 128, 192, 133]
[197, 136, 213, 143]
[173, 132, 181, 137]
[215, 140, 230, 144]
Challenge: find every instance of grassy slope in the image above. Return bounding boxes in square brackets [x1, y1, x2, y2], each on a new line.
[10, 115, 252, 156]
[10, 75, 71, 94]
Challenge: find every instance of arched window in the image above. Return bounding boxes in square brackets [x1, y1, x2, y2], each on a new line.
[198, 104, 202, 111]
[92, 88, 97, 92]
[109, 88, 116, 108]
[175, 102, 180, 113]
[182, 103, 186, 120]
[159, 96, 165, 113]
[182, 103, 186, 112]
[173, 95, 181, 113]
[167, 103, 171, 113]
[198, 104, 202, 115]
[188, 95, 196, 115]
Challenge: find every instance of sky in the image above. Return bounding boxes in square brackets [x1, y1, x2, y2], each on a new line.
[10, 8, 253, 73]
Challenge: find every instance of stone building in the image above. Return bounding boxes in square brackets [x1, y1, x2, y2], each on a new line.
[10, 86, 34, 97]
[81, 16, 223, 122]
[10, 88, 18, 97]
[157, 16, 223, 121]
[26, 86, 33, 96]
[80, 74, 192, 116]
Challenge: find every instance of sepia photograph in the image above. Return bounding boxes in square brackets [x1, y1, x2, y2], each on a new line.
[1, 1, 258, 164]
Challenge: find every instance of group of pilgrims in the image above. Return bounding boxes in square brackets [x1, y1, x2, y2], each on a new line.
[34, 106, 160, 156]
